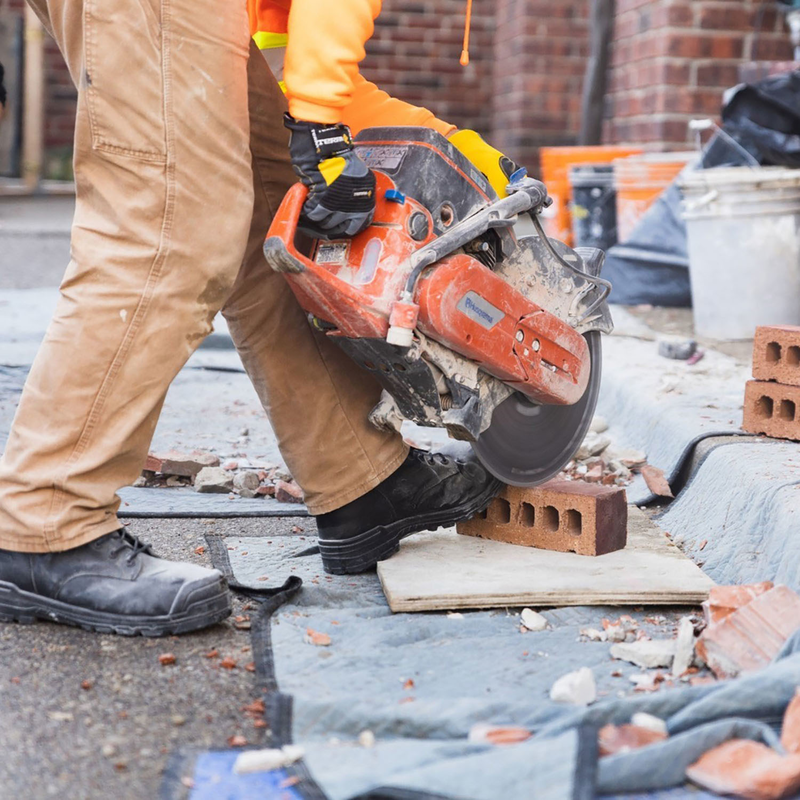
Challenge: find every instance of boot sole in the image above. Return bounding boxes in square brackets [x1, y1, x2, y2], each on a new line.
[318, 479, 502, 575]
[0, 580, 231, 637]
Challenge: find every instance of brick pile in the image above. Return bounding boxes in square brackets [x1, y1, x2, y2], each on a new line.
[743, 325, 800, 441]
[457, 480, 627, 556]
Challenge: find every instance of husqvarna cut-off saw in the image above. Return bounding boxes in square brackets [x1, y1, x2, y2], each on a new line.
[263, 127, 613, 486]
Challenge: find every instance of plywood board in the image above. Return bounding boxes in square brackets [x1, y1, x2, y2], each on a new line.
[378, 506, 714, 613]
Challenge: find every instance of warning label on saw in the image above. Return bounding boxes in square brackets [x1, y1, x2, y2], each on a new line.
[356, 145, 409, 172]
[315, 242, 350, 266]
[456, 292, 505, 330]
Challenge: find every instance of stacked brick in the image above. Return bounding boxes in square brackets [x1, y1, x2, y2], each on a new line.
[457, 480, 627, 556]
[743, 326, 800, 441]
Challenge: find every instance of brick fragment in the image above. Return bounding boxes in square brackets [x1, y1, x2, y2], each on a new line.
[702, 582, 774, 626]
[686, 739, 800, 800]
[742, 381, 800, 441]
[275, 480, 304, 504]
[753, 326, 800, 386]
[696, 586, 800, 679]
[598, 724, 667, 757]
[457, 481, 627, 556]
[144, 450, 220, 478]
[782, 689, 800, 755]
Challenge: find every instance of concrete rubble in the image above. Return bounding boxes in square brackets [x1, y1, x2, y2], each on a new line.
[193, 467, 235, 494]
[549, 667, 596, 706]
[520, 608, 549, 632]
[598, 722, 667, 757]
[672, 616, 696, 677]
[610, 639, 676, 670]
[233, 745, 305, 774]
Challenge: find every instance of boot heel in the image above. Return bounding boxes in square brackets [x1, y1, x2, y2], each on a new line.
[318, 531, 400, 575]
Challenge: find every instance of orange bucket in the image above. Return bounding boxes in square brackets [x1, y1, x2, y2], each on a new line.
[539, 146, 643, 246]
[614, 152, 695, 242]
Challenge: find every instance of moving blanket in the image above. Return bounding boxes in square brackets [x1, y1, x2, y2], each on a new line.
[214, 535, 800, 800]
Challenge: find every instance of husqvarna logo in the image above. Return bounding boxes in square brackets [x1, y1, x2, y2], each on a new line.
[456, 291, 505, 330]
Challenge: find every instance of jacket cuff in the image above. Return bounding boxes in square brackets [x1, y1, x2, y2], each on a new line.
[288, 98, 344, 125]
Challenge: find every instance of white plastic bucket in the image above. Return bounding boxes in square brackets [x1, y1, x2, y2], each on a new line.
[679, 167, 800, 340]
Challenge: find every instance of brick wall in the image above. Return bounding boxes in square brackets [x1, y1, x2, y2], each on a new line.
[605, 0, 794, 149]
[491, 0, 591, 170]
[3, 0, 796, 177]
[362, 0, 496, 140]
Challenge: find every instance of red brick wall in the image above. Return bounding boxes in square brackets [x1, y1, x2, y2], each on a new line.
[362, 0, 496, 139]
[604, 0, 794, 149]
[491, 0, 590, 171]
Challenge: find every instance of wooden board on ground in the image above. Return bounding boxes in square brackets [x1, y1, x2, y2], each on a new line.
[377, 506, 714, 613]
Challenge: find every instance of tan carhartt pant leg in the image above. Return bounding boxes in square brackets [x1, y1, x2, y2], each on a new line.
[222, 47, 408, 516]
[0, 0, 406, 552]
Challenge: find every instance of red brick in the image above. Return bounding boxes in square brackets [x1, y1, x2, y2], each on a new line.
[457, 481, 627, 556]
[696, 586, 800, 678]
[753, 326, 800, 386]
[782, 688, 800, 755]
[702, 582, 775, 626]
[275, 479, 304, 504]
[598, 724, 667, 757]
[743, 380, 800, 441]
[687, 740, 800, 799]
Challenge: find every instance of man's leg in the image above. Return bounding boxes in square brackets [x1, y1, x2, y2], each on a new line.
[0, 0, 256, 632]
[224, 49, 501, 575]
[222, 44, 409, 517]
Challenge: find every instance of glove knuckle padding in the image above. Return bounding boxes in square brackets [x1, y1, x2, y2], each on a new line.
[285, 113, 375, 237]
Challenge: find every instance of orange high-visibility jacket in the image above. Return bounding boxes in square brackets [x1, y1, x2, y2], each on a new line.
[247, 0, 455, 137]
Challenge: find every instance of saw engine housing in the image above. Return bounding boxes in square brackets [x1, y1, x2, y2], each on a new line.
[264, 127, 613, 485]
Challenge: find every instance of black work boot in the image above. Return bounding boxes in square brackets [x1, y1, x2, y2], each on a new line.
[0, 530, 230, 636]
[316, 448, 502, 575]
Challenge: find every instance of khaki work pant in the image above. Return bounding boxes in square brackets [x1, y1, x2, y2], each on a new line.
[0, 0, 407, 553]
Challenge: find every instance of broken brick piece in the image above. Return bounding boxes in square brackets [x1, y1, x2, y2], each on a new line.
[753, 326, 800, 387]
[640, 465, 673, 498]
[598, 724, 667, 757]
[275, 480, 304, 504]
[702, 582, 774, 626]
[144, 450, 220, 478]
[457, 481, 627, 556]
[743, 381, 800, 442]
[696, 585, 800, 679]
[687, 739, 800, 800]
[782, 689, 800, 755]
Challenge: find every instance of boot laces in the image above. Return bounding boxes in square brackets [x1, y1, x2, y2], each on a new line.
[109, 529, 154, 565]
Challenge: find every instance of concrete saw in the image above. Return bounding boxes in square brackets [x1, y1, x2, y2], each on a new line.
[263, 127, 613, 486]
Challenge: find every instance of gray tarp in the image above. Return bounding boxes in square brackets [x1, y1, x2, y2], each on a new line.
[223, 531, 800, 800]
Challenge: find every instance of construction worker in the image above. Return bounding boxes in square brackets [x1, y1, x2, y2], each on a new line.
[0, 0, 518, 636]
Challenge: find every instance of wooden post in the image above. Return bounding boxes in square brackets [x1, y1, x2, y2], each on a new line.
[22, 4, 45, 189]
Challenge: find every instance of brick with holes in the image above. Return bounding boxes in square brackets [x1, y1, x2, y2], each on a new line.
[743, 380, 800, 441]
[457, 481, 627, 556]
[753, 326, 800, 386]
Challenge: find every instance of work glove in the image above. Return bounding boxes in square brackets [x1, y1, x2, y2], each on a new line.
[284, 113, 376, 239]
[449, 129, 523, 199]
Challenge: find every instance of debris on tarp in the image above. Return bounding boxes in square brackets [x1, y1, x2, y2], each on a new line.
[276, 479, 305, 504]
[687, 739, 800, 799]
[194, 467, 235, 494]
[233, 745, 305, 774]
[520, 608, 549, 632]
[468, 724, 532, 746]
[697, 584, 800, 679]
[304, 628, 331, 647]
[598, 722, 668, 757]
[640, 465, 674, 498]
[144, 450, 220, 477]
[611, 639, 675, 670]
[549, 667, 597, 706]
[672, 616, 697, 677]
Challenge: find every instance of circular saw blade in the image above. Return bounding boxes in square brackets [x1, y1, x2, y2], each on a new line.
[472, 332, 602, 486]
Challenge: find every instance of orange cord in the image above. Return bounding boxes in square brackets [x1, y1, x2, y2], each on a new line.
[460, 0, 472, 66]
